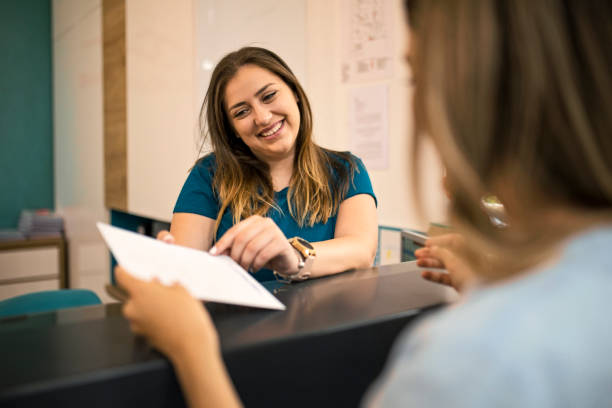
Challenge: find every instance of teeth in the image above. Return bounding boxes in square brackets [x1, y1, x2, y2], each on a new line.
[260, 121, 282, 137]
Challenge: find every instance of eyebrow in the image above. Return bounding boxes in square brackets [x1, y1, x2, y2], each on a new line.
[228, 83, 275, 112]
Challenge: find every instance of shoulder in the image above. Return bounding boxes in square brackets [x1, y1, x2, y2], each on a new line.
[373, 238, 612, 406]
[371, 293, 530, 406]
[320, 149, 371, 176]
[321, 149, 358, 166]
[191, 153, 217, 179]
[319, 149, 376, 203]
[194, 152, 217, 170]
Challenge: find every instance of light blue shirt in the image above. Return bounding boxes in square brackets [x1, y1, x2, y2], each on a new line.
[366, 226, 612, 407]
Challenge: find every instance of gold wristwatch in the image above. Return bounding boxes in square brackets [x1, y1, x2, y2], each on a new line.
[276, 237, 316, 282]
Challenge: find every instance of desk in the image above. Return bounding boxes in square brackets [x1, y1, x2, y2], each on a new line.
[0, 262, 457, 407]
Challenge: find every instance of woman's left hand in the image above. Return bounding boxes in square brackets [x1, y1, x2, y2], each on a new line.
[414, 233, 474, 292]
[211, 215, 299, 275]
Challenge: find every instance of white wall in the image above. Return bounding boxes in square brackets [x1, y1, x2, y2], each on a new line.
[195, 0, 307, 107]
[306, 0, 447, 231]
[53, 0, 111, 302]
[125, 0, 199, 222]
[124, 0, 308, 223]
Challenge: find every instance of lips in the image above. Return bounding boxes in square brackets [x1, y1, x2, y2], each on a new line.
[258, 120, 284, 138]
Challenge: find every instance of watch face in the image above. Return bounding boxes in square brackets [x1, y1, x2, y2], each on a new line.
[296, 237, 314, 250]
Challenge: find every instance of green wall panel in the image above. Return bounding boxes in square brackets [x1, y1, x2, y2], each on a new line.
[0, 0, 53, 228]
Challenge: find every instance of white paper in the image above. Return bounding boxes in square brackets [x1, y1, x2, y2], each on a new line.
[97, 223, 285, 311]
[341, 0, 394, 83]
[349, 84, 389, 170]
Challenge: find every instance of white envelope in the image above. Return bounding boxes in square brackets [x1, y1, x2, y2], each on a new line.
[97, 222, 285, 310]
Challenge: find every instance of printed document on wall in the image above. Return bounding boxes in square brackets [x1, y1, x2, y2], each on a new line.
[342, 0, 394, 83]
[349, 84, 389, 170]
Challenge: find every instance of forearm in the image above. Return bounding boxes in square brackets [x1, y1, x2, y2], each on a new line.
[310, 235, 377, 278]
[304, 194, 378, 278]
[169, 213, 215, 251]
[171, 345, 242, 408]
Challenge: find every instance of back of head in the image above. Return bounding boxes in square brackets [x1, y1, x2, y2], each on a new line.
[406, 0, 612, 278]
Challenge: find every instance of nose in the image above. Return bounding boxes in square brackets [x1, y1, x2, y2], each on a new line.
[252, 104, 272, 127]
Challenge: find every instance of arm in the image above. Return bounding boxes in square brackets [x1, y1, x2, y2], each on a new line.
[167, 212, 216, 251]
[116, 268, 242, 408]
[172, 344, 242, 408]
[211, 193, 378, 278]
[310, 193, 378, 277]
[211, 154, 379, 278]
[160, 155, 218, 251]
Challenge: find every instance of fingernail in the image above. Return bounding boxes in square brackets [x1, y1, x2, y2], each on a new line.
[209, 246, 217, 255]
[163, 236, 173, 243]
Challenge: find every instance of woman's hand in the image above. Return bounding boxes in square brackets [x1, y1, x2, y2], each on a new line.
[116, 267, 243, 408]
[414, 233, 474, 292]
[115, 266, 219, 362]
[211, 215, 299, 275]
[156, 230, 176, 244]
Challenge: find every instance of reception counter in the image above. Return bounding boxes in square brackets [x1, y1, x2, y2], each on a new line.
[0, 262, 457, 407]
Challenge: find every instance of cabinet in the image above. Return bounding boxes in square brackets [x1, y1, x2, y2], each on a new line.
[0, 238, 68, 301]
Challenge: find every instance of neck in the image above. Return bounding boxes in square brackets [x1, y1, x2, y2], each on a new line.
[265, 153, 295, 192]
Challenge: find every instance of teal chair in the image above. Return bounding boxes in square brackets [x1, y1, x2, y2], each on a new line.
[0, 289, 102, 318]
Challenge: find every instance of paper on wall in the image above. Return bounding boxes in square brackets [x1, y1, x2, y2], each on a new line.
[349, 84, 389, 170]
[97, 223, 285, 311]
[341, 0, 394, 83]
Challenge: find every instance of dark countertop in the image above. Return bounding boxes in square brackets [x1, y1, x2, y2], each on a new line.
[0, 261, 457, 407]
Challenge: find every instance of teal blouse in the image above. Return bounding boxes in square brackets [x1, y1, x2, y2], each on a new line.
[174, 152, 376, 281]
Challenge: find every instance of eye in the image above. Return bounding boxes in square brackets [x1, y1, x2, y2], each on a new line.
[262, 91, 277, 102]
[232, 107, 249, 119]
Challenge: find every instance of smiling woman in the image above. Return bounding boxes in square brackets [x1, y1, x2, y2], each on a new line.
[224, 65, 301, 168]
[164, 47, 378, 282]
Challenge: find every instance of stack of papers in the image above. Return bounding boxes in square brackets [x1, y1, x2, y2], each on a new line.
[18, 210, 64, 238]
[0, 229, 25, 242]
[97, 223, 285, 311]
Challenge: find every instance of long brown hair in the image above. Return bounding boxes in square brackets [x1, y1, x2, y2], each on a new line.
[199, 47, 355, 236]
[406, 0, 612, 279]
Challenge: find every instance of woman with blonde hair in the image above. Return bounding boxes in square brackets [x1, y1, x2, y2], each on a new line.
[118, 0, 612, 406]
[164, 47, 378, 282]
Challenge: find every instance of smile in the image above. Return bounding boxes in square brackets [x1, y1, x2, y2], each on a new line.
[258, 120, 284, 138]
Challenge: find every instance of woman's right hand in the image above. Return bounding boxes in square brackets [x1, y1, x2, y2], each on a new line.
[211, 215, 300, 276]
[116, 266, 219, 362]
[414, 233, 475, 292]
[157, 230, 176, 244]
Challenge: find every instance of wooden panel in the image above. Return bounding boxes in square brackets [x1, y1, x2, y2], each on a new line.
[102, 0, 127, 211]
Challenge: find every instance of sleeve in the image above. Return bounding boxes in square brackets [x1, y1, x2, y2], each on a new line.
[173, 155, 219, 219]
[345, 155, 378, 207]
